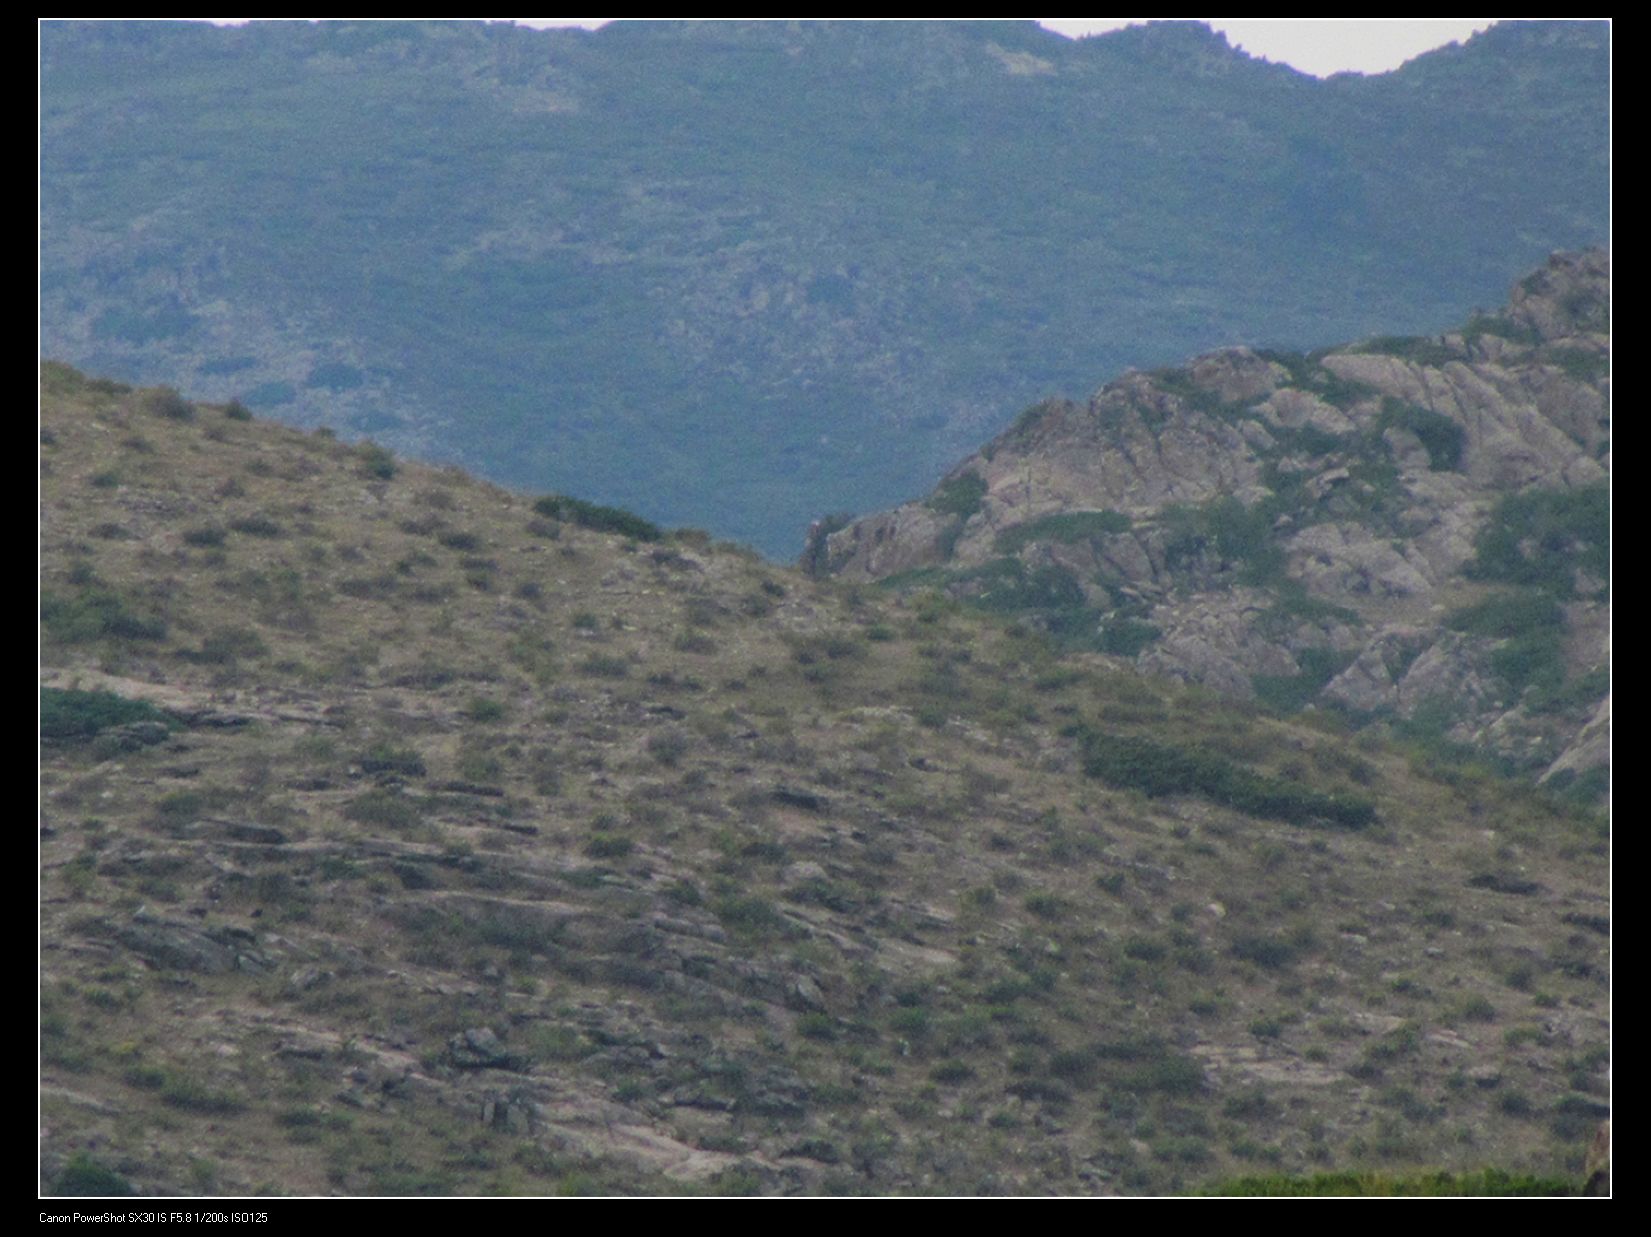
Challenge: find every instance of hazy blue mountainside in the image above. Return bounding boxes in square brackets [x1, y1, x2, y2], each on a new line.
[809, 251, 1609, 804]
[40, 19, 1608, 555]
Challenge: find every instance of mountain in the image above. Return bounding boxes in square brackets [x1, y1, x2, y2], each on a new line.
[805, 251, 1610, 804]
[39, 19, 1609, 556]
[40, 363, 1607, 1195]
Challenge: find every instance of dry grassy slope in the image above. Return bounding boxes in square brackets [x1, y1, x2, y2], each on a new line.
[40, 364, 1608, 1196]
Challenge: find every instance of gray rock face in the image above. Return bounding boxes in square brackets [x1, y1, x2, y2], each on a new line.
[808, 252, 1609, 796]
[449, 1027, 527, 1071]
[108, 908, 273, 975]
[1583, 1118, 1611, 1196]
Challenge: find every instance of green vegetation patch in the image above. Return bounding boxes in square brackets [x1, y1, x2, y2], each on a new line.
[957, 558, 1085, 617]
[41, 688, 177, 741]
[1466, 483, 1608, 599]
[1446, 589, 1567, 699]
[995, 509, 1132, 554]
[1461, 313, 1540, 347]
[1251, 647, 1355, 714]
[1200, 1169, 1577, 1197]
[926, 472, 988, 520]
[534, 494, 663, 542]
[1160, 497, 1286, 586]
[1446, 591, 1564, 641]
[51, 1154, 137, 1197]
[42, 583, 167, 644]
[1351, 335, 1461, 368]
[1375, 398, 1466, 471]
[1076, 729, 1375, 829]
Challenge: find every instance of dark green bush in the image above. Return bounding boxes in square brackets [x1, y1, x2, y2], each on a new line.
[1353, 336, 1459, 367]
[42, 585, 167, 643]
[1466, 484, 1608, 598]
[189, 626, 267, 665]
[1202, 1169, 1576, 1197]
[995, 509, 1131, 554]
[357, 443, 397, 480]
[1076, 729, 1375, 829]
[926, 472, 988, 519]
[1376, 398, 1465, 471]
[1098, 619, 1161, 658]
[533, 494, 662, 542]
[344, 789, 422, 829]
[1446, 591, 1564, 640]
[1160, 497, 1286, 585]
[360, 744, 427, 777]
[52, 1154, 136, 1197]
[584, 834, 634, 860]
[141, 386, 196, 421]
[1251, 647, 1355, 714]
[800, 512, 853, 575]
[228, 515, 283, 537]
[41, 688, 175, 740]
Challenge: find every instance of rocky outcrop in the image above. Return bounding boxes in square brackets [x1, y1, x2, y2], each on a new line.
[1583, 1119, 1611, 1196]
[808, 252, 1610, 797]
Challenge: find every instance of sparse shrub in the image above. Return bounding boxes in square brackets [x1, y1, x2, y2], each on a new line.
[344, 789, 422, 829]
[360, 744, 426, 777]
[141, 386, 195, 421]
[663, 878, 702, 906]
[713, 892, 787, 941]
[52, 1154, 136, 1197]
[42, 583, 167, 643]
[182, 524, 228, 548]
[1230, 930, 1311, 970]
[438, 529, 482, 552]
[223, 399, 253, 421]
[798, 1013, 838, 1042]
[673, 631, 717, 654]
[584, 834, 634, 860]
[647, 730, 691, 766]
[465, 696, 506, 723]
[228, 515, 283, 538]
[1223, 1088, 1278, 1121]
[357, 443, 397, 480]
[1024, 893, 1068, 921]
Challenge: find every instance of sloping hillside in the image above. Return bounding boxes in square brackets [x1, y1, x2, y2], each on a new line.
[808, 251, 1609, 803]
[41, 365, 1607, 1195]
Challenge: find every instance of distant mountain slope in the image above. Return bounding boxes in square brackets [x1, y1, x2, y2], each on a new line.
[40, 19, 1608, 555]
[808, 251, 1609, 801]
[40, 364, 1607, 1196]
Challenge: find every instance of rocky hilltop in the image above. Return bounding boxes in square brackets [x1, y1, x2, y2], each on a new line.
[806, 251, 1609, 800]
